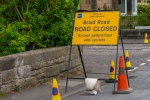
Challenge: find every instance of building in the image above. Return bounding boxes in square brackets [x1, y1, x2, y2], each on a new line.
[80, 0, 147, 15]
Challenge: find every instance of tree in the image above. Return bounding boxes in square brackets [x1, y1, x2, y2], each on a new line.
[0, 0, 81, 56]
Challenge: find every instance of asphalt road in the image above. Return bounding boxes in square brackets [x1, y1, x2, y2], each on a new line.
[71, 65, 150, 100]
[71, 39, 150, 100]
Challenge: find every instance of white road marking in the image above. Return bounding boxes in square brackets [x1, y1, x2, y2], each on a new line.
[140, 63, 146, 66]
[140, 59, 150, 66]
[127, 67, 138, 72]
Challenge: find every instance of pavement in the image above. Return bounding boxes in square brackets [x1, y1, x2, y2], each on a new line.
[1, 39, 150, 100]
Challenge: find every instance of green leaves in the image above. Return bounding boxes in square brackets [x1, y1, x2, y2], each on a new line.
[137, 3, 150, 26]
[0, 22, 28, 56]
[0, 0, 81, 56]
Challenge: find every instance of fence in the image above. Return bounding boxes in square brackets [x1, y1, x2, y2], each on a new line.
[120, 15, 150, 30]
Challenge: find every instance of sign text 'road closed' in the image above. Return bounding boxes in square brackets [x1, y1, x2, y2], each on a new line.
[72, 11, 120, 45]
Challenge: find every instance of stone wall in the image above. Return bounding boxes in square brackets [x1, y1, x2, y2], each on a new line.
[0, 46, 82, 93]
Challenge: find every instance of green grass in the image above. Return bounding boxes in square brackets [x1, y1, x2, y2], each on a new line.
[0, 91, 7, 98]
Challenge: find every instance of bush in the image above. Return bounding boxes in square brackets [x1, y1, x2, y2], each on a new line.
[0, 0, 80, 56]
[137, 3, 150, 26]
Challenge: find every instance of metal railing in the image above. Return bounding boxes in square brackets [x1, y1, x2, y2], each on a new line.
[120, 15, 137, 29]
[120, 15, 150, 30]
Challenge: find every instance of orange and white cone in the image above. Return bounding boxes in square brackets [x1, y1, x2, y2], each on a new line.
[144, 33, 148, 44]
[52, 78, 61, 100]
[113, 56, 133, 94]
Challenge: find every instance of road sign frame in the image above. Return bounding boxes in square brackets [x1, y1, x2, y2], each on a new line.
[65, 10, 130, 93]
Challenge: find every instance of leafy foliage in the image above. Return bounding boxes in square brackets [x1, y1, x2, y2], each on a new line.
[137, 3, 150, 26]
[0, 0, 80, 56]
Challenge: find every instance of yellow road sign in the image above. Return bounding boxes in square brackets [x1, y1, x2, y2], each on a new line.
[72, 11, 120, 45]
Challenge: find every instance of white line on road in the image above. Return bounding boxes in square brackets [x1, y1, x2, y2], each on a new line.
[147, 59, 150, 61]
[140, 63, 146, 66]
[127, 67, 138, 72]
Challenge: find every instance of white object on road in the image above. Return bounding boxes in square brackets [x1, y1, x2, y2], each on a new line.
[90, 90, 97, 95]
[85, 78, 101, 95]
[140, 63, 146, 66]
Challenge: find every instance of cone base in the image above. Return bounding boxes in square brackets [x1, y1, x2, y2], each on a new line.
[125, 66, 134, 70]
[105, 79, 118, 83]
[112, 88, 133, 94]
[144, 41, 148, 44]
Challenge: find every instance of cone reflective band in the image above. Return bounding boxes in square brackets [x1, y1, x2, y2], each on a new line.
[144, 33, 148, 43]
[52, 87, 59, 95]
[52, 78, 61, 100]
[118, 68, 125, 75]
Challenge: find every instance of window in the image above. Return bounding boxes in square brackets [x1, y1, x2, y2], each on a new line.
[132, 0, 137, 15]
[118, 0, 126, 14]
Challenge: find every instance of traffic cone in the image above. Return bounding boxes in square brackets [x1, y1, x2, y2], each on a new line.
[113, 56, 133, 94]
[52, 78, 61, 100]
[125, 51, 134, 70]
[144, 33, 148, 43]
[105, 60, 117, 83]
